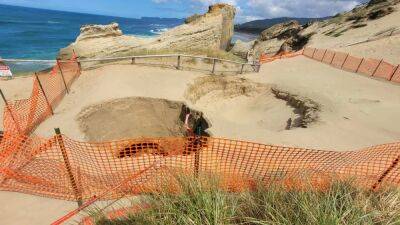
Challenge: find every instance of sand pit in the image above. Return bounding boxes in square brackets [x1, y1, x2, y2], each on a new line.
[77, 97, 208, 141]
[7, 58, 400, 151]
[184, 76, 306, 131]
[33, 65, 302, 143]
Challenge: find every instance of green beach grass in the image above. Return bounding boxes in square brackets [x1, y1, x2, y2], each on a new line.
[90, 175, 400, 225]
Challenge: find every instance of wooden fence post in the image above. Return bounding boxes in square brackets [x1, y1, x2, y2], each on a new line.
[77, 60, 82, 75]
[0, 89, 22, 134]
[177, 55, 181, 70]
[212, 59, 217, 74]
[56, 59, 69, 94]
[256, 63, 261, 73]
[372, 59, 384, 77]
[54, 128, 82, 206]
[35, 73, 54, 115]
[240, 64, 245, 74]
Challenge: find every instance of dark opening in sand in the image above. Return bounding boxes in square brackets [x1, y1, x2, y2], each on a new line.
[77, 97, 210, 142]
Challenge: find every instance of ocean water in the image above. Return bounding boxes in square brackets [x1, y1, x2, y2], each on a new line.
[0, 4, 184, 60]
[0, 4, 184, 74]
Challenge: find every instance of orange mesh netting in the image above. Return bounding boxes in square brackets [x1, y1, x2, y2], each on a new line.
[0, 53, 400, 205]
[303, 47, 400, 83]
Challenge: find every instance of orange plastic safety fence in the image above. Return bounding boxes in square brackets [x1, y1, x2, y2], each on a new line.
[0, 53, 400, 209]
[259, 50, 303, 64]
[2, 132, 400, 202]
[2, 59, 80, 136]
[302, 47, 400, 84]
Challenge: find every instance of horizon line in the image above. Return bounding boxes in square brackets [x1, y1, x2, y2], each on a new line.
[0, 3, 185, 21]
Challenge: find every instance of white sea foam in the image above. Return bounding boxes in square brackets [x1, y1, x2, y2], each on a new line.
[150, 28, 169, 35]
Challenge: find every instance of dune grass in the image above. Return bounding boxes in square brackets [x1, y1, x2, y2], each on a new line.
[94, 175, 400, 225]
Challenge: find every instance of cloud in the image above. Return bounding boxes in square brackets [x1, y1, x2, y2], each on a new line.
[194, 0, 238, 6]
[246, 0, 362, 19]
[152, 0, 365, 22]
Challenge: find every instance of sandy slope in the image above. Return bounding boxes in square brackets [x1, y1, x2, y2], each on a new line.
[0, 76, 33, 130]
[304, 4, 400, 64]
[246, 56, 400, 150]
[0, 192, 76, 225]
[31, 57, 400, 150]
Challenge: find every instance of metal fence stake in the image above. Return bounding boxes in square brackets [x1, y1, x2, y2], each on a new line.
[321, 49, 327, 61]
[54, 128, 82, 206]
[56, 59, 69, 94]
[311, 48, 316, 58]
[389, 65, 399, 81]
[330, 52, 336, 64]
[35, 73, 54, 115]
[372, 153, 400, 190]
[356, 58, 364, 73]
[0, 89, 22, 134]
[341, 53, 349, 69]
[372, 59, 384, 77]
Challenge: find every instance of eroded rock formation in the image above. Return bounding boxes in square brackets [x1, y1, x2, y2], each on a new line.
[59, 4, 235, 60]
[252, 20, 309, 58]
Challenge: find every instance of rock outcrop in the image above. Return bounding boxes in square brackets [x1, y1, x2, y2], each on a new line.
[229, 40, 255, 59]
[59, 4, 235, 60]
[244, 20, 308, 59]
[259, 20, 302, 41]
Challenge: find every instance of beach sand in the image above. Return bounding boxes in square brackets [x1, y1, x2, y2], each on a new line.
[305, 4, 400, 65]
[0, 76, 33, 130]
[29, 56, 400, 151]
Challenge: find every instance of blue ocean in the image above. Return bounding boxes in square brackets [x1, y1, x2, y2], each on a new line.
[0, 4, 184, 60]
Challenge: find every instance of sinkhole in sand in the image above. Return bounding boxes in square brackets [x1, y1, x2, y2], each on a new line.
[77, 97, 210, 142]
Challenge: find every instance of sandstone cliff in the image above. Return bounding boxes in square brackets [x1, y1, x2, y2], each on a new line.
[231, 0, 399, 62]
[59, 4, 235, 60]
[231, 20, 307, 60]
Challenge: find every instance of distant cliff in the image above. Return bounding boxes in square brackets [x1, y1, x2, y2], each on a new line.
[235, 17, 329, 34]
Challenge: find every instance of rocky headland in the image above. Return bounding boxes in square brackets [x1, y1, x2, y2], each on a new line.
[59, 4, 236, 61]
[231, 0, 399, 61]
[59, 0, 399, 65]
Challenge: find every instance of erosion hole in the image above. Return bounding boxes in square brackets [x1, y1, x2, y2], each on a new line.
[77, 97, 211, 142]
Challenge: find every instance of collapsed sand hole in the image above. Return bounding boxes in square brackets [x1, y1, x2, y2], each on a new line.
[185, 76, 320, 131]
[77, 97, 210, 141]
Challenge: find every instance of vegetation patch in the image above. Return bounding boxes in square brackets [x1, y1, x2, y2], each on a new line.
[93, 175, 400, 225]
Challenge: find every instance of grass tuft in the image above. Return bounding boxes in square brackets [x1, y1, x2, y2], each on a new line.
[94, 175, 400, 225]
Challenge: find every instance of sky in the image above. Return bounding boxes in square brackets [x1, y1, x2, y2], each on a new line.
[0, 0, 367, 22]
